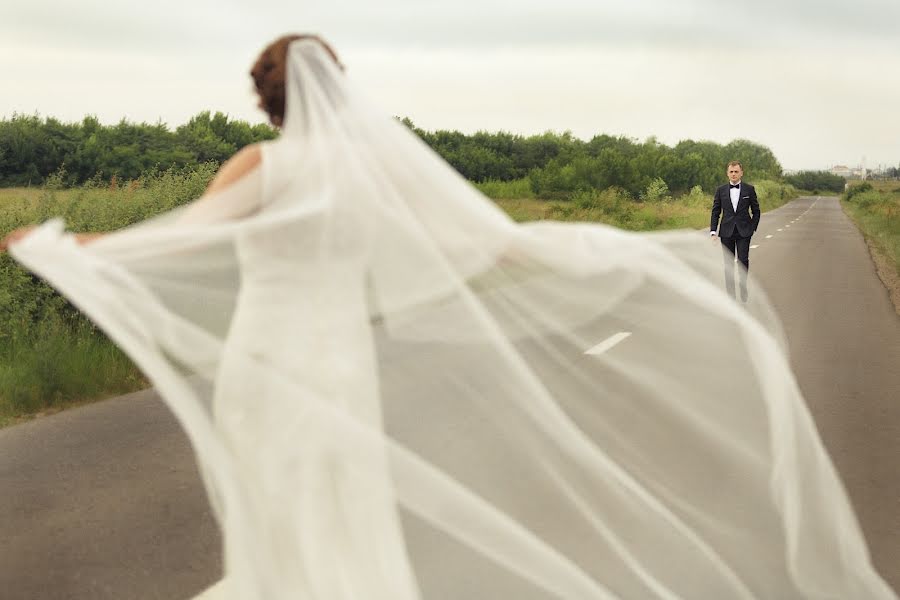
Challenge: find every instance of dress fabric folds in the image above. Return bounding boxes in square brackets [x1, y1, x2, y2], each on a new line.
[11, 40, 895, 599]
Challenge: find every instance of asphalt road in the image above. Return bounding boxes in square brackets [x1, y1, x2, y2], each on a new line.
[0, 390, 221, 599]
[750, 196, 900, 590]
[1, 196, 898, 598]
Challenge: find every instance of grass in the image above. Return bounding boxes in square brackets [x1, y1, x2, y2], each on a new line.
[0, 321, 145, 427]
[1, 166, 216, 425]
[0, 187, 45, 205]
[489, 179, 799, 230]
[841, 180, 900, 283]
[474, 178, 535, 200]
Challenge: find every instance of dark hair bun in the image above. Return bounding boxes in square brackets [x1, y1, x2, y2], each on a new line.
[250, 34, 342, 126]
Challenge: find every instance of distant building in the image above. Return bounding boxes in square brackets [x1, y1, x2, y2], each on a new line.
[830, 165, 852, 178]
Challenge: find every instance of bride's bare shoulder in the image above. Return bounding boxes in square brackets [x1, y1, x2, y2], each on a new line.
[204, 143, 264, 196]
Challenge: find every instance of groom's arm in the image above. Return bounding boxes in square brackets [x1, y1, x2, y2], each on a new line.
[710, 187, 722, 236]
[749, 185, 761, 233]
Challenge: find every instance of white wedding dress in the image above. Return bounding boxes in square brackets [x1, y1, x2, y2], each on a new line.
[11, 40, 895, 599]
[206, 158, 419, 598]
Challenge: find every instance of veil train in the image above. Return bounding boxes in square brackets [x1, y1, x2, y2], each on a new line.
[11, 39, 894, 599]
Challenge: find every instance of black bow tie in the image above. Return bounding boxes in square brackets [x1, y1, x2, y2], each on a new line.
[729, 184, 740, 189]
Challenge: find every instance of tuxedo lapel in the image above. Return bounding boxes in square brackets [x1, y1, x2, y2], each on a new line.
[724, 186, 736, 215]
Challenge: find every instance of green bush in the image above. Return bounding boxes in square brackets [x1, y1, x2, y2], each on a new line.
[784, 170, 846, 194]
[849, 190, 887, 210]
[0, 165, 217, 419]
[0, 317, 143, 417]
[641, 177, 671, 202]
[545, 188, 637, 226]
[840, 184, 900, 283]
[755, 180, 799, 211]
[474, 177, 534, 199]
[844, 182, 874, 202]
[681, 185, 709, 208]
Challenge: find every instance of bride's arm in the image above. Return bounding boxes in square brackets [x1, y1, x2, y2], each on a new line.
[201, 144, 262, 198]
[0, 227, 36, 251]
[173, 144, 264, 224]
[1, 224, 112, 251]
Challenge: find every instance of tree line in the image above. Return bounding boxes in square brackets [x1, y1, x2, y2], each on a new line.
[2, 112, 799, 196]
[401, 118, 785, 198]
[0, 113, 278, 186]
[782, 170, 847, 194]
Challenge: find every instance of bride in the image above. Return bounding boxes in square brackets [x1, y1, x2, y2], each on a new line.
[3, 35, 894, 599]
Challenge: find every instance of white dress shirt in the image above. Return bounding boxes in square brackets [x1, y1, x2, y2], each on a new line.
[729, 181, 741, 212]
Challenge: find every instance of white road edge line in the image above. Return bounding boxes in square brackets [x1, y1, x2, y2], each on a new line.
[585, 332, 632, 355]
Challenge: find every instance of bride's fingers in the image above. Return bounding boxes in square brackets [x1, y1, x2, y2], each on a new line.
[0, 227, 35, 251]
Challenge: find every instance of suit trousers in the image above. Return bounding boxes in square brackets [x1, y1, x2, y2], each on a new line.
[719, 233, 751, 270]
[719, 232, 751, 300]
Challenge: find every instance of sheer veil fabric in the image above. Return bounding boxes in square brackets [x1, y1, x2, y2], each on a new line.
[11, 40, 894, 599]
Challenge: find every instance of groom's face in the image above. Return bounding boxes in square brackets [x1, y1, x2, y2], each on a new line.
[727, 165, 743, 184]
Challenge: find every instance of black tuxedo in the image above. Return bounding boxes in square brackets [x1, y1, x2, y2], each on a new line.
[711, 181, 760, 301]
[710, 182, 760, 238]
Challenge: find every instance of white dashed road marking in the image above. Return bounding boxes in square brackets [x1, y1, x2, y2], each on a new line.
[585, 332, 632, 355]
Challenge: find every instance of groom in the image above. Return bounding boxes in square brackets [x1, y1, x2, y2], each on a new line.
[710, 161, 760, 301]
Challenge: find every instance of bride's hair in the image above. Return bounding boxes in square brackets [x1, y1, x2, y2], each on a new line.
[250, 34, 343, 127]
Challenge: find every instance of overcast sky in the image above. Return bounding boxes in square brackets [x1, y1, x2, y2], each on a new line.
[1, 0, 898, 172]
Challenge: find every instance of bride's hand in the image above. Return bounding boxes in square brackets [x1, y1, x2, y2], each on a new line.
[0, 226, 36, 252]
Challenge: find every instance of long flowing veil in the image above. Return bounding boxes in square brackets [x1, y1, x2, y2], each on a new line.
[11, 39, 894, 599]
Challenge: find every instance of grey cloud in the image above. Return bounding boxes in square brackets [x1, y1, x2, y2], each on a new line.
[290, 1, 721, 48]
[685, 0, 900, 45]
[2, 0, 897, 55]
[0, 0, 262, 56]
[287, 0, 899, 49]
